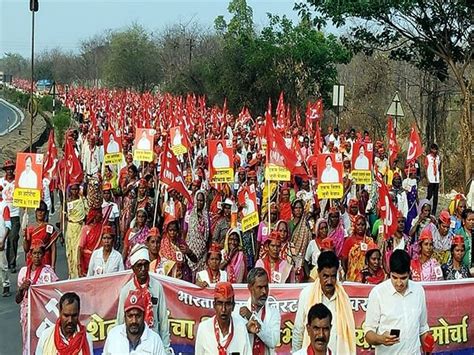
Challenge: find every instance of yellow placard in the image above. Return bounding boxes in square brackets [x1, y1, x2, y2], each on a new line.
[265, 165, 291, 181]
[242, 211, 259, 232]
[171, 145, 187, 156]
[13, 188, 41, 208]
[317, 183, 344, 199]
[134, 149, 153, 162]
[351, 170, 372, 185]
[104, 152, 123, 165]
[211, 168, 234, 183]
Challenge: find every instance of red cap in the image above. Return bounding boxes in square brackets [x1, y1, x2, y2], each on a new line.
[438, 210, 451, 225]
[214, 282, 234, 299]
[2, 160, 15, 170]
[419, 228, 433, 242]
[265, 231, 281, 244]
[209, 242, 222, 254]
[320, 237, 334, 251]
[124, 290, 145, 313]
[30, 239, 45, 250]
[102, 225, 114, 235]
[451, 235, 464, 246]
[102, 182, 112, 191]
[148, 227, 160, 238]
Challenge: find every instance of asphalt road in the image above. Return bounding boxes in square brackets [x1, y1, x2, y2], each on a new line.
[0, 197, 67, 355]
[0, 99, 23, 135]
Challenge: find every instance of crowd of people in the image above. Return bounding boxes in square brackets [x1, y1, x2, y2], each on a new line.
[0, 86, 473, 354]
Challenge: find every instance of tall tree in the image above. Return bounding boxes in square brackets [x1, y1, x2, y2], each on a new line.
[296, 0, 472, 183]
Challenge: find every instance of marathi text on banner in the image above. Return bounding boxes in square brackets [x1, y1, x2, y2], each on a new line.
[133, 149, 153, 162]
[28, 273, 474, 355]
[265, 165, 291, 181]
[242, 211, 259, 232]
[13, 188, 41, 208]
[171, 145, 187, 156]
[317, 183, 344, 199]
[104, 152, 123, 165]
[211, 168, 234, 183]
[352, 170, 372, 185]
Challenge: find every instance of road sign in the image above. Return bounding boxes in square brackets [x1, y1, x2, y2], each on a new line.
[386, 92, 404, 117]
[27, 98, 38, 118]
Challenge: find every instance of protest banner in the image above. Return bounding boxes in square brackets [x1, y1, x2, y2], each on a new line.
[209, 139, 234, 183]
[28, 274, 474, 354]
[317, 153, 343, 199]
[238, 184, 259, 232]
[13, 153, 43, 208]
[133, 128, 155, 162]
[103, 130, 123, 165]
[170, 126, 187, 156]
[352, 142, 373, 184]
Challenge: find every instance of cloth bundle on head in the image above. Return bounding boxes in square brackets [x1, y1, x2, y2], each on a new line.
[102, 225, 114, 235]
[214, 281, 234, 299]
[124, 290, 146, 313]
[130, 244, 150, 266]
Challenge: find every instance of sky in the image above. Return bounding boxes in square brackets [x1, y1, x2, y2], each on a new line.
[0, 0, 305, 57]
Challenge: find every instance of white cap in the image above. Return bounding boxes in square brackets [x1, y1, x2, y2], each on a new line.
[129, 244, 150, 266]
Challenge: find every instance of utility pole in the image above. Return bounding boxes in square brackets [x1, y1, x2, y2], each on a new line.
[29, 0, 39, 153]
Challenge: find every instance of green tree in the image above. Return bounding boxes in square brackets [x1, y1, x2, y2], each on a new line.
[295, 0, 472, 183]
[105, 24, 161, 92]
[0, 52, 28, 78]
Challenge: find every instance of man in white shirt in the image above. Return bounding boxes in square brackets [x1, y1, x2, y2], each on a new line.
[365, 249, 434, 354]
[195, 282, 252, 354]
[101, 182, 120, 244]
[87, 225, 124, 276]
[425, 143, 441, 214]
[103, 289, 166, 354]
[0, 185, 11, 297]
[36, 292, 93, 354]
[293, 303, 333, 355]
[234, 267, 280, 354]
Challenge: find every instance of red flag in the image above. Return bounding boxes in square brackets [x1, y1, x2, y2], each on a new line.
[43, 130, 58, 179]
[406, 123, 423, 164]
[387, 117, 399, 166]
[160, 141, 192, 203]
[62, 135, 83, 187]
[376, 174, 398, 238]
[265, 109, 308, 178]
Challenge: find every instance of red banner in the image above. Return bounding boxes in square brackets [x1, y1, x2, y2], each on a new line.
[29, 273, 474, 354]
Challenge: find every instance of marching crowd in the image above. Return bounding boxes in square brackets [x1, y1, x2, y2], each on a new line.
[0, 86, 473, 354]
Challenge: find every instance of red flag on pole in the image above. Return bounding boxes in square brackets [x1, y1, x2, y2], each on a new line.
[160, 141, 192, 204]
[376, 174, 398, 239]
[406, 123, 423, 165]
[43, 130, 58, 179]
[63, 135, 83, 187]
[387, 117, 399, 166]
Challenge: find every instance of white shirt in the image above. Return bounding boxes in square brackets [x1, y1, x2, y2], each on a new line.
[354, 155, 369, 170]
[18, 169, 38, 188]
[35, 325, 94, 355]
[233, 299, 281, 355]
[292, 284, 338, 353]
[102, 200, 120, 222]
[321, 167, 339, 183]
[364, 279, 429, 354]
[87, 247, 124, 277]
[103, 323, 166, 355]
[425, 154, 440, 183]
[195, 315, 252, 355]
[196, 269, 228, 286]
[304, 239, 322, 267]
[0, 177, 19, 217]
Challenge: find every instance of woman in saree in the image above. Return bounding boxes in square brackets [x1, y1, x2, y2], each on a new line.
[410, 228, 443, 281]
[430, 210, 453, 264]
[122, 209, 150, 269]
[304, 218, 329, 274]
[211, 198, 232, 246]
[441, 235, 471, 280]
[356, 248, 385, 284]
[159, 218, 196, 282]
[16, 240, 58, 355]
[77, 208, 106, 277]
[341, 215, 377, 281]
[23, 200, 59, 269]
[65, 182, 88, 279]
[221, 228, 247, 283]
[382, 212, 413, 273]
[256, 202, 279, 259]
[184, 190, 210, 277]
[288, 199, 312, 261]
[327, 207, 346, 257]
[119, 164, 139, 241]
[135, 179, 154, 227]
[409, 199, 436, 258]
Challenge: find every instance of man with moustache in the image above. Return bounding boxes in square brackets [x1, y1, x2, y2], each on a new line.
[293, 303, 333, 355]
[195, 282, 252, 354]
[292, 251, 356, 354]
[234, 267, 281, 354]
[36, 292, 93, 354]
[103, 290, 166, 354]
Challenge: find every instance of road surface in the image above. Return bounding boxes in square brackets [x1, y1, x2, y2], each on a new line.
[0, 99, 24, 135]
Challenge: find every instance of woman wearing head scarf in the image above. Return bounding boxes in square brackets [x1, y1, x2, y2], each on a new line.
[327, 207, 346, 257]
[454, 208, 474, 270]
[357, 247, 385, 284]
[16, 240, 58, 355]
[304, 218, 329, 274]
[409, 199, 436, 258]
[411, 228, 443, 281]
[122, 209, 150, 269]
[341, 198, 360, 235]
[221, 228, 246, 283]
[119, 164, 139, 240]
[159, 219, 195, 282]
[449, 194, 467, 233]
[183, 190, 210, 277]
[441, 236, 471, 280]
[288, 199, 312, 263]
[256, 202, 279, 259]
[135, 179, 154, 227]
[382, 212, 414, 272]
[430, 210, 454, 264]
